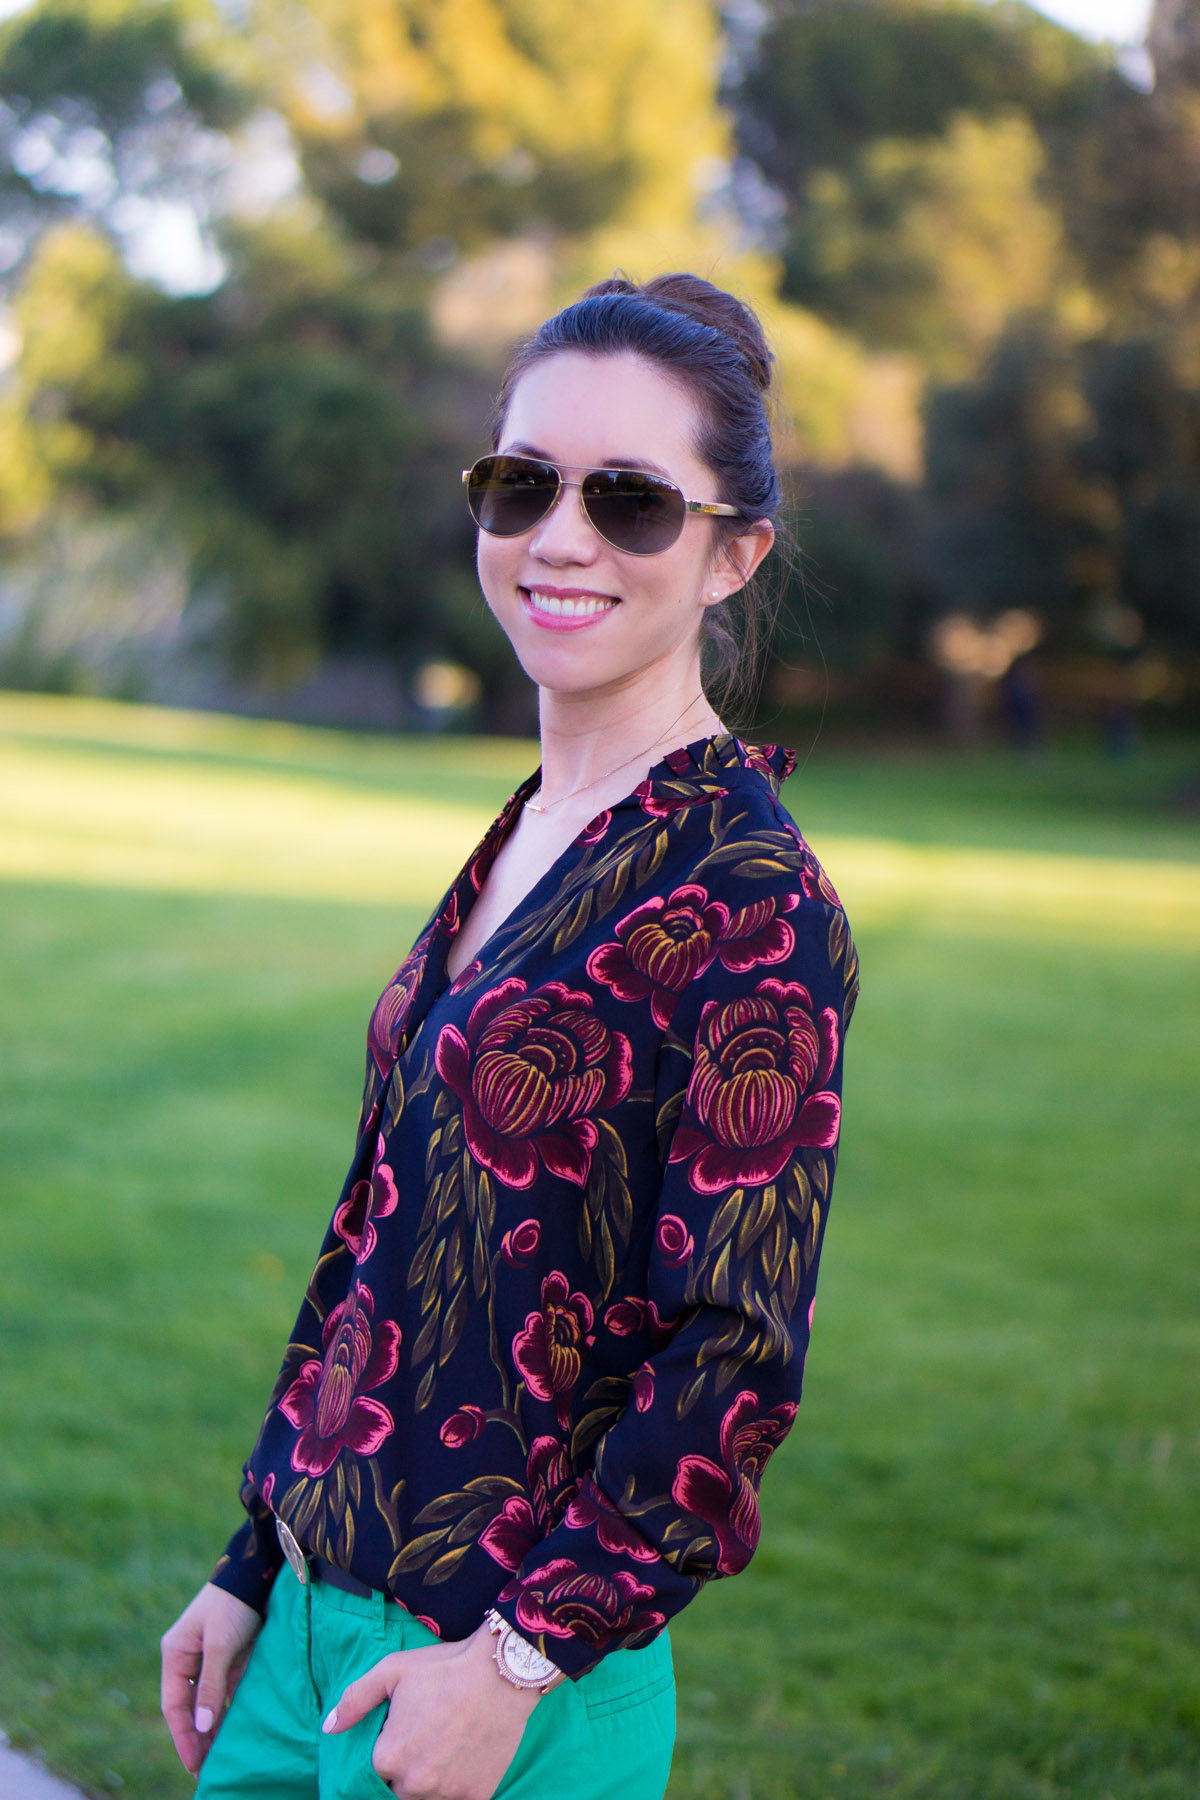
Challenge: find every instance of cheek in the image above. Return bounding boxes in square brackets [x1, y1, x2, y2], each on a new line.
[476, 532, 516, 608]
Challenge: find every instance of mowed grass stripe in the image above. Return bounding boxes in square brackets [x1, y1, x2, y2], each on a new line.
[3, 732, 1198, 943]
[0, 739, 496, 905]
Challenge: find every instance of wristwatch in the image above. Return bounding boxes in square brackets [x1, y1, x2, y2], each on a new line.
[484, 1607, 565, 1692]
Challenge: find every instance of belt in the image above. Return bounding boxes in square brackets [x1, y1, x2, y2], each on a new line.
[275, 1515, 376, 1600]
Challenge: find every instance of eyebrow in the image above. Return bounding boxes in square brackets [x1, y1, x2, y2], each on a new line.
[502, 441, 676, 482]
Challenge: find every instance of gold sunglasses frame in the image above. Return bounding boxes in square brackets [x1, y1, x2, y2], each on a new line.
[461, 457, 740, 549]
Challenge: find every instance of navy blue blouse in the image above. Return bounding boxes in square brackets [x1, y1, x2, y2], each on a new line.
[211, 733, 859, 1678]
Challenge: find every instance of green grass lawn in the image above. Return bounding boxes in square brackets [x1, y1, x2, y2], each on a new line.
[0, 693, 1197, 1799]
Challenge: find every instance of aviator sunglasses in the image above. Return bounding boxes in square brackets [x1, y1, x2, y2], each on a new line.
[462, 453, 740, 556]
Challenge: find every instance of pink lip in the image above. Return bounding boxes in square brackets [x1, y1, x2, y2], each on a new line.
[520, 587, 620, 633]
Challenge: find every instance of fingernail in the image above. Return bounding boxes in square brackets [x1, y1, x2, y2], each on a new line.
[194, 1706, 214, 1734]
[321, 1707, 339, 1734]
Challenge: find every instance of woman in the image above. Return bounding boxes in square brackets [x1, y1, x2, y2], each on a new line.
[161, 273, 859, 1800]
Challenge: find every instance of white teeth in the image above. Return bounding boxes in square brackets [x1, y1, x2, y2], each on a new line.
[527, 590, 617, 619]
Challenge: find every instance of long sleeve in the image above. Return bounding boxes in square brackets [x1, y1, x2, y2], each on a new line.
[209, 1477, 285, 1614]
[490, 878, 858, 1678]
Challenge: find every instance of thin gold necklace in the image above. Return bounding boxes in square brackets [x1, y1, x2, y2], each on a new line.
[523, 698, 719, 814]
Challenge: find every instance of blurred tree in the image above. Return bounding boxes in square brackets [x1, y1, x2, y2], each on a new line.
[4, 213, 490, 682]
[1044, 0, 1200, 316]
[923, 319, 1200, 657]
[3, 0, 1198, 726]
[740, 0, 1101, 195]
[0, 0, 250, 280]
[783, 467, 924, 676]
[256, 0, 731, 272]
[923, 321, 1101, 631]
[781, 109, 1069, 376]
[1082, 334, 1200, 650]
[0, 0, 760, 706]
[0, 223, 154, 523]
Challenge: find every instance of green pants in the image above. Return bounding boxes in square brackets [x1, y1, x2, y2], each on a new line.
[195, 1565, 676, 1800]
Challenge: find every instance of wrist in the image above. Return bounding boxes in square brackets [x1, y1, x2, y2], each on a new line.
[484, 1608, 565, 1695]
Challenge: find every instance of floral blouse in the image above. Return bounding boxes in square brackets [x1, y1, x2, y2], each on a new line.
[210, 732, 859, 1679]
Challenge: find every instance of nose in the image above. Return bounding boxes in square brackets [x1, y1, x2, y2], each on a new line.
[527, 477, 600, 566]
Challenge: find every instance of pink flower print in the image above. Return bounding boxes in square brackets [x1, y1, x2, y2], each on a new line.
[439, 1404, 487, 1448]
[501, 1219, 541, 1267]
[670, 1390, 797, 1574]
[633, 777, 730, 820]
[366, 957, 425, 1074]
[717, 893, 798, 974]
[513, 1272, 594, 1423]
[633, 1362, 655, 1413]
[333, 1134, 398, 1261]
[435, 980, 632, 1189]
[784, 821, 843, 908]
[586, 885, 729, 1027]
[279, 1283, 399, 1478]
[656, 1215, 694, 1266]
[438, 889, 463, 938]
[602, 1296, 678, 1351]
[742, 742, 797, 783]
[501, 1559, 665, 1645]
[668, 978, 841, 1193]
[449, 957, 482, 994]
[527, 1435, 578, 1529]
[479, 1496, 540, 1570]
[564, 1480, 658, 1560]
[580, 809, 611, 844]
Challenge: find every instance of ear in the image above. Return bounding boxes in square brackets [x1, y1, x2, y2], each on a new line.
[705, 519, 775, 604]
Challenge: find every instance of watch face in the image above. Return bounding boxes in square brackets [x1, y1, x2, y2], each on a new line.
[502, 1632, 556, 1684]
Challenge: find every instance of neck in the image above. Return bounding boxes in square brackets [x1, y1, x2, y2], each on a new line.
[534, 669, 725, 812]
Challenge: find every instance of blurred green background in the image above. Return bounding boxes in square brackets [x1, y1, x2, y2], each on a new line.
[1, 1, 1199, 1795]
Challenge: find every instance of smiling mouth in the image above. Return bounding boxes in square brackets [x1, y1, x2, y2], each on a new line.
[523, 588, 620, 620]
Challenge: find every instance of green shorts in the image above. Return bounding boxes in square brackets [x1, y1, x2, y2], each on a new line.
[195, 1564, 676, 1800]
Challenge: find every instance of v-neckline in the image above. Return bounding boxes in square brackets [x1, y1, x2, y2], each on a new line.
[359, 729, 796, 1108]
[435, 729, 753, 992]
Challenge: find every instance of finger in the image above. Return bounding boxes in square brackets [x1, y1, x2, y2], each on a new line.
[194, 1633, 239, 1746]
[160, 1641, 205, 1774]
[323, 1656, 401, 1734]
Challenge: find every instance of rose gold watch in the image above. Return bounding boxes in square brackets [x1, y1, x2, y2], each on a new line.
[484, 1608, 565, 1693]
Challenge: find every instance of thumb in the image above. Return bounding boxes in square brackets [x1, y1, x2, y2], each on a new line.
[323, 1655, 401, 1735]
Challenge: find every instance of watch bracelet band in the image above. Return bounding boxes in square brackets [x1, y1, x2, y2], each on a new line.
[484, 1606, 565, 1692]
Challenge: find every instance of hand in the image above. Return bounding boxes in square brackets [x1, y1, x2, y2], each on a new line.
[324, 1621, 542, 1800]
[161, 1580, 262, 1775]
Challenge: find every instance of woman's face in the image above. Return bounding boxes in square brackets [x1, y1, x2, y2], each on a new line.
[476, 349, 766, 702]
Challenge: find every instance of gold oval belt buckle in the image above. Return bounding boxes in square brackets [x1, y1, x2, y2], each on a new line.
[275, 1517, 310, 1586]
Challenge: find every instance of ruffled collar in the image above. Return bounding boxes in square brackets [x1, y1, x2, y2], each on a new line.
[517, 731, 796, 830]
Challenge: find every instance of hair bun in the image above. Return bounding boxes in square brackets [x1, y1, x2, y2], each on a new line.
[582, 272, 773, 394]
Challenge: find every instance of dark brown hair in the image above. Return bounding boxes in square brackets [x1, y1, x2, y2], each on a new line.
[492, 272, 781, 727]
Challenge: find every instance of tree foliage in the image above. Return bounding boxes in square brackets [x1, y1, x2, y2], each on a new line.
[741, 0, 1101, 192]
[1, 0, 1198, 722]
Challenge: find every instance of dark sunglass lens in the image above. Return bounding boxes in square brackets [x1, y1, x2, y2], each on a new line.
[581, 469, 686, 554]
[468, 457, 558, 536]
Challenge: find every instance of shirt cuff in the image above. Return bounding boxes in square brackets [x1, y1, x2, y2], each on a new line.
[208, 1504, 283, 1617]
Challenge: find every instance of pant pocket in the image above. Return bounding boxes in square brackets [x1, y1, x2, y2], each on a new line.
[496, 1661, 674, 1800]
[326, 1703, 395, 1800]
[491, 1680, 580, 1799]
